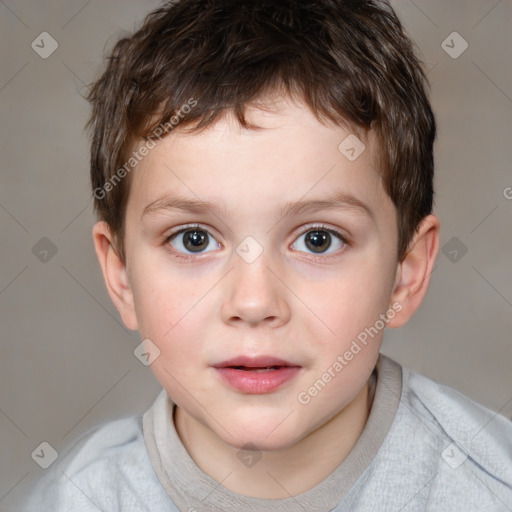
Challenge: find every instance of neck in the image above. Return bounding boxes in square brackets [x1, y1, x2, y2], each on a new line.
[174, 375, 375, 499]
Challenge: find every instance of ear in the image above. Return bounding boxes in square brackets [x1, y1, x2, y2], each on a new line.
[387, 214, 440, 328]
[92, 221, 139, 331]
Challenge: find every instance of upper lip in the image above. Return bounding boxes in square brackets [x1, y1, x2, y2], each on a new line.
[213, 355, 300, 368]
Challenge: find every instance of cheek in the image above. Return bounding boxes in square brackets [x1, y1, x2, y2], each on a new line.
[129, 255, 207, 356]
[296, 271, 388, 416]
[136, 282, 207, 392]
[308, 266, 394, 342]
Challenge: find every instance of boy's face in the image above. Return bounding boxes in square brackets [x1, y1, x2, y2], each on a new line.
[116, 95, 402, 450]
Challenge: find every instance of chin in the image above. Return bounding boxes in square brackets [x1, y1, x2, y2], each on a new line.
[215, 418, 308, 452]
[229, 435, 299, 453]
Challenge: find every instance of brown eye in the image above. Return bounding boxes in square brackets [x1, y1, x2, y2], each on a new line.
[292, 225, 346, 256]
[304, 230, 332, 253]
[168, 226, 220, 255]
[182, 229, 209, 252]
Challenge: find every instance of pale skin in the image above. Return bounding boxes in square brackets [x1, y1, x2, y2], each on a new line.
[93, 94, 439, 499]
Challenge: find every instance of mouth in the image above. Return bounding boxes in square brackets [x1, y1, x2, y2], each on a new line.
[213, 355, 300, 369]
[212, 356, 302, 394]
[227, 365, 287, 372]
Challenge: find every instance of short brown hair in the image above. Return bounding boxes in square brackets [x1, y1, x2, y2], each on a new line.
[86, 0, 436, 263]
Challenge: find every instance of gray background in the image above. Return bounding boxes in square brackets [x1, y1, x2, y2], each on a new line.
[1, 0, 511, 509]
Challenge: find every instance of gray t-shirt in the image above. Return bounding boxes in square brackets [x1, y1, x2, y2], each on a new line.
[20, 354, 512, 511]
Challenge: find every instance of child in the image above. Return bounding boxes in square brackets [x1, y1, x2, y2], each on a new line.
[22, 0, 512, 510]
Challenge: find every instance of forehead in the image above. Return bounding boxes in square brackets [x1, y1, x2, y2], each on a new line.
[126, 95, 392, 223]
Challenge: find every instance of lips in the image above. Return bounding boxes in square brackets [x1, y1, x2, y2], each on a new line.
[213, 355, 300, 370]
[212, 355, 302, 394]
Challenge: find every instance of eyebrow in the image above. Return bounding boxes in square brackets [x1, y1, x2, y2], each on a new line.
[141, 190, 374, 221]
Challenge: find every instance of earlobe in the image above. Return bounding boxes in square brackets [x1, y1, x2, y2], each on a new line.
[92, 221, 139, 331]
[387, 214, 440, 328]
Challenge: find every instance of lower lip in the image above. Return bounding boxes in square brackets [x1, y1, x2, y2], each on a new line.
[214, 367, 301, 394]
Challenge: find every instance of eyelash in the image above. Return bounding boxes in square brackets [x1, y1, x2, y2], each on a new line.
[163, 223, 349, 262]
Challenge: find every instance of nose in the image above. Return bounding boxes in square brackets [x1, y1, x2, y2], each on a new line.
[220, 249, 291, 328]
